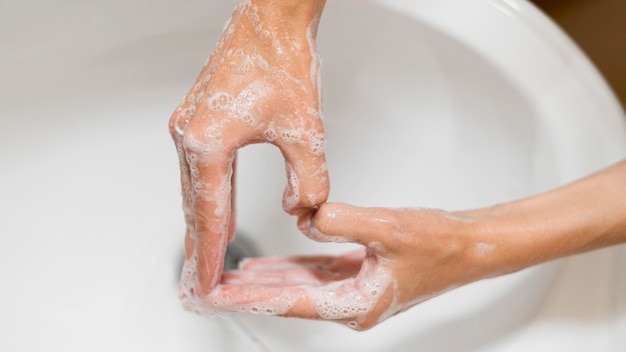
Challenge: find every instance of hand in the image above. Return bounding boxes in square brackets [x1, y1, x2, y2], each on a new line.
[169, 0, 329, 298]
[188, 203, 492, 330]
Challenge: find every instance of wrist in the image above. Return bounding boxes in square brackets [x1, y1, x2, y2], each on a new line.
[227, 0, 325, 79]
[235, 0, 325, 39]
[452, 206, 536, 280]
[253, 0, 326, 23]
[461, 176, 620, 279]
[446, 161, 626, 286]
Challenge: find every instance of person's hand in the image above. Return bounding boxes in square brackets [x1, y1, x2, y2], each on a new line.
[187, 202, 497, 330]
[169, 0, 329, 299]
[230, 159, 626, 329]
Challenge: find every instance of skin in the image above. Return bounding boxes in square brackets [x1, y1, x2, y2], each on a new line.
[186, 160, 626, 330]
[168, 0, 329, 296]
[170, 0, 626, 331]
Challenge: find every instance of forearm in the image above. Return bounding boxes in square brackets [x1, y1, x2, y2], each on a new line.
[469, 159, 626, 276]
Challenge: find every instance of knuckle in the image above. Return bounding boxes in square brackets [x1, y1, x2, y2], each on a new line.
[386, 210, 405, 233]
[181, 123, 209, 154]
[313, 203, 340, 234]
[169, 103, 197, 139]
[168, 104, 185, 139]
[304, 186, 329, 208]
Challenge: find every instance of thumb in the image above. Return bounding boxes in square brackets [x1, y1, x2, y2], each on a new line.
[310, 203, 397, 249]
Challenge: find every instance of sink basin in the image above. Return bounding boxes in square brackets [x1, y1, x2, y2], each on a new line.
[1, 0, 625, 351]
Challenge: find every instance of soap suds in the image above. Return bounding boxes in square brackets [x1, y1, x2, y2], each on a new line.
[172, 0, 330, 323]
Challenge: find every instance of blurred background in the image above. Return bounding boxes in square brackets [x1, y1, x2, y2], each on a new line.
[532, 0, 626, 110]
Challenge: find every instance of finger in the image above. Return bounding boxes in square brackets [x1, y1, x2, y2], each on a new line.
[227, 154, 237, 244]
[223, 252, 364, 285]
[183, 130, 236, 295]
[192, 157, 234, 295]
[209, 283, 314, 317]
[280, 253, 392, 329]
[176, 145, 194, 254]
[221, 264, 324, 286]
[169, 108, 196, 259]
[212, 269, 382, 328]
[311, 203, 397, 249]
[238, 252, 363, 272]
[278, 128, 330, 215]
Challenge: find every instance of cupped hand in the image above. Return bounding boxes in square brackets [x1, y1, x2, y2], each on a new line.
[192, 203, 498, 330]
[169, 1, 329, 298]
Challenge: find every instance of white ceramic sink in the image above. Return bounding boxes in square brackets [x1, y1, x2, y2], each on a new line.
[1, 0, 625, 351]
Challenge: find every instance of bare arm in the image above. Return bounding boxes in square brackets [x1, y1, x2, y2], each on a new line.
[464, 159, 626, 277]
[197, 159, 626, 329]
[170, 0, 626, 329]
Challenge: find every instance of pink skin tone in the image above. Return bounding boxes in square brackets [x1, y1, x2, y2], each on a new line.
[170, 0, 626, 331]
[168, 0, 329, 297]
[182, 160, 626, 330]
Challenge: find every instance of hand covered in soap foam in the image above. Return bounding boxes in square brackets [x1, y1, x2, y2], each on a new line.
[195, 203, 489, 330]
[168, 0, 329, 298]
[205, 160, 626, 330]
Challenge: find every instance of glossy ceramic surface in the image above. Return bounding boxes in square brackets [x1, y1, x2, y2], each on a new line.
[1, 0, 624, 351]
